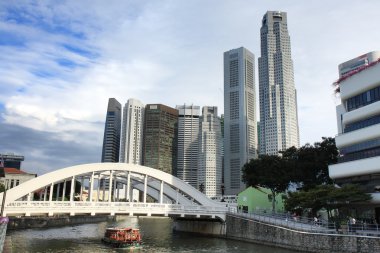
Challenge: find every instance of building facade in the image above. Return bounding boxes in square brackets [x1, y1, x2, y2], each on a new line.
[120, 98, 145, 164]
[0, 153, 24, 170]
[329, 51, 380, 221]
[224, 47, 258, 195]
[0, 168, 36, 189]
[198, 106, 223, 198]
[258, 11, 299, 155]
[176, 105, 200, 189]
[101, 98, 122, 163]
[143, 104, 178, 175]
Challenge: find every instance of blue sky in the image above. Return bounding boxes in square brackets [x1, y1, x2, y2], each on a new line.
[1, 0, 380, 175]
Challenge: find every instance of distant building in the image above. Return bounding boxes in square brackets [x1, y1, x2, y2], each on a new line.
[0, 168, 36, 189]
[101, 98, 122, 163]
[176, 104, 200, 188]
[258, 11, 299, 155]
[224, 47, 258, 195]
[0, 153, 24, 170]
[120, 98, 145, 164]
[198, 106, 223, 198]
[143, 104, 178, 175]
[328, 51, 380, 221]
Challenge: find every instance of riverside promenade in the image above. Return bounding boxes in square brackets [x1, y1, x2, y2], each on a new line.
[226, 212, 380, 253]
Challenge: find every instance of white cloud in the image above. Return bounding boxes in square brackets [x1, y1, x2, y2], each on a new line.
[1, 0, 380, 173]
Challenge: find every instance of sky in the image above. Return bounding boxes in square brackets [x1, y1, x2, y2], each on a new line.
[1, 0, 380, 175]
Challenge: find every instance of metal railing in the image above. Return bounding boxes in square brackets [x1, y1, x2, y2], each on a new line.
[229, 209, 338, 234]
[229, 210, 380, 237]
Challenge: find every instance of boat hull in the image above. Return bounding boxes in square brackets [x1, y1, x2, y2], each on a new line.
[102, 237, 142, 248]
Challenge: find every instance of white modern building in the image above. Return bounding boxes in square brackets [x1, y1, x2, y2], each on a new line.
[329, 51, 380, 219]
[198, 106, 223, 198]
[224, 47, 257, 195]
[176, 104, 200, 189]
[258, 11, 299, 155]
[120, 98, 145, 164]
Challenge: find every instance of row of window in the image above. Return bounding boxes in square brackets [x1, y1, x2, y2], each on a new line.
[340, 137, 380, 155]
[344, 114, 380, 133]
[338, 147, 380, 163]
[346, 85, 380, 112]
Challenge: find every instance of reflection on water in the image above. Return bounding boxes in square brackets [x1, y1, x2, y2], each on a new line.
[4, 217, 301, 253]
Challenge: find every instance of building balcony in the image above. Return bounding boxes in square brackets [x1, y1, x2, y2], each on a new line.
[342, 100, 380, 126]
[336, 123, 380, 148]
[338, 148, 380, 163]
[329, 155, 380, 179]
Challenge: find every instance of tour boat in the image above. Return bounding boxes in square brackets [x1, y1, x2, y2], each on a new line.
[102, 227, 142, 248]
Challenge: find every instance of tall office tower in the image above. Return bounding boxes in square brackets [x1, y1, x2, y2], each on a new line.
[176, 104, 200, 188]
[101, 98, 122, 163]
[143, 104, 178, 175]
[120, 98, 145, 164]
[198, 106, 223, 198]
[329, 51, 380, 221]
[224, 47, 258, 195]
[258, 11, 299, 155]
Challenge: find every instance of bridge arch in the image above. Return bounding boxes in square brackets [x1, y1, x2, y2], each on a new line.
[1, 163, 228, 220]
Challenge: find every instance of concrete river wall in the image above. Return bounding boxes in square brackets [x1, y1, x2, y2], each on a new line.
[7, 215, 112, 230]
[226, 214, 380, 253]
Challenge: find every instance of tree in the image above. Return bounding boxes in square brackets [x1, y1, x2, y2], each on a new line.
[0, 183, 5, 193]
[199, 183, 204, 193]
[285, 184, 372, 218]
[281, 137, 338, 190]
[242, 155, 291, 211]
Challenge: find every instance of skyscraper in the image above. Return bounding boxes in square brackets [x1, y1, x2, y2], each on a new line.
[101, 98, 122, 163]
[258, 11, 299, 155]
[198, 106, 223, 198]
[120, 98, 145, 164]
[176, 104, 200, 188]
[224, 47, 257, 195]
[143, 104, 178, 175]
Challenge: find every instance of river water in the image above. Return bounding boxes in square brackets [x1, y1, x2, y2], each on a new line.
[4, 217, 300, 253]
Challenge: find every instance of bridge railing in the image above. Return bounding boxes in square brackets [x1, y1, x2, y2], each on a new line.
[5, 201, 230, 215]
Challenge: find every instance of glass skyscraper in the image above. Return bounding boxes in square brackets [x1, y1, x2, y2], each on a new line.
[143, 104, 178, 175]
[101, 98, 122, 163]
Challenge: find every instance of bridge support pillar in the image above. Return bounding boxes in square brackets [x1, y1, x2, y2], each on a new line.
[108, 171, 114, 202]
[143, 175, 147, 203]
[173, 218, 226, 236]
[160, 180, 164, 204]
[62, 180, 66, 201]
[70, 176, 75, 202]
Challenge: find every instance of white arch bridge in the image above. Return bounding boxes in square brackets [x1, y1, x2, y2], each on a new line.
[0, 163, 230, 221]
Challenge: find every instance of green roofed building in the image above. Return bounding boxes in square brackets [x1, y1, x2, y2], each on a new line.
[237, 186, 285, 213]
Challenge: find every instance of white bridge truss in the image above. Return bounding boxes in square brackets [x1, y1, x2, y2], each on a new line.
[0, 163, 229, 220]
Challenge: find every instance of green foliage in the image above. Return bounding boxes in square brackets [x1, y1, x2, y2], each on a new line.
[285, 184, 372, 216]
[282, 137, 338, 189]
[0, 183, 5, 193]
[242, 137, 340, 212]
[199, 183, 204, 193]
